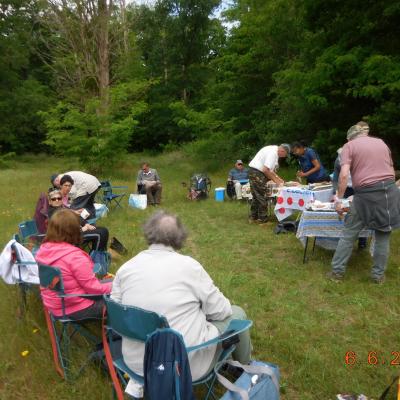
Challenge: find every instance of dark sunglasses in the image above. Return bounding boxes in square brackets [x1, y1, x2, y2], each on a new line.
[51, 197, 62, 201]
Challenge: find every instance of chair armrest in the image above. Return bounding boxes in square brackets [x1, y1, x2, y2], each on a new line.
[186, 319, 252, 353]
[15, 261, 37, 265]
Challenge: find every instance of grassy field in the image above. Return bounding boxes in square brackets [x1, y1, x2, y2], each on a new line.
[0, 152, 399, 400]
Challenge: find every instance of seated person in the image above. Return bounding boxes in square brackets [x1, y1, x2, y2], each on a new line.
[36, 209, 112, 320]
[48, 189, 109, 252]
[33, 192, 50, 234]
[291, 141, 330, 184]
[136, 162, 162, 206]
[111, 211, 252, 382]
[227, 160, 249, 200]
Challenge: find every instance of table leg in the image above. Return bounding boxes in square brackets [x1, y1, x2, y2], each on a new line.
[312, 237, 316, 254]
[303, 237, 309, 264]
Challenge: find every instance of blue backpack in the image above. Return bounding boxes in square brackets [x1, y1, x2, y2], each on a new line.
[144, 328, 195, 400]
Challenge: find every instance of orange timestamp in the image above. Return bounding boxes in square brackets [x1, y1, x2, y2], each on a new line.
[345, 351, 400, 366]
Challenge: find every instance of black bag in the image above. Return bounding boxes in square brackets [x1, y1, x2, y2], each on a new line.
[274, 221, 299, 234]
[110, 236, 127, 255]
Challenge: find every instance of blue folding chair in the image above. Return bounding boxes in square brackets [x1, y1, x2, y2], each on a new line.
[102, 296, 252, 400]
[99, 181, 127, 209]
[38, 263, 102, 381]
[18, 220, 45, 255]
[11, 241, 39, 317]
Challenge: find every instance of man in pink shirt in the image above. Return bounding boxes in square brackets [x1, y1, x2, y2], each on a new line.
[327, 122, 400, 283]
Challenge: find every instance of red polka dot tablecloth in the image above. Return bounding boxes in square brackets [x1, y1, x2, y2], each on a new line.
[274, 187, 333, 221]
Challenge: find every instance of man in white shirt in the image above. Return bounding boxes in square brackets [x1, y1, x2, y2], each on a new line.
[51, 171, 101, 219]
[248, 144, 290, 224]
[111, 211, 252, 382]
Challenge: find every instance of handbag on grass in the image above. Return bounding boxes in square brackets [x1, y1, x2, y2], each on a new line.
[110, 237, 128, 255]
[216, 360, 280, 400]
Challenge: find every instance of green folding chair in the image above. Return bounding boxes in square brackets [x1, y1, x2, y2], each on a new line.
[102, 295, 253, 400]
[18, 220, 45, 255]
[38, 263, 102, 381]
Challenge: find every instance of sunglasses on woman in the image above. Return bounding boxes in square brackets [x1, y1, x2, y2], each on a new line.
[51, 197, 62, 201]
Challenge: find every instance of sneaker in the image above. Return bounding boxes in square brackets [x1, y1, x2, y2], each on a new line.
[256, 219, 269, 225]
[248, 218, 258, 224]
[371, 275, 385, 284]
[326, 271, 344, 282]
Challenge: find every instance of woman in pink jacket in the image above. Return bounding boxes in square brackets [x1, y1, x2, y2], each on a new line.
[36, 209, 112, 320]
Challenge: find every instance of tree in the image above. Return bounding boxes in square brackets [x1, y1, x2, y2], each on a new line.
[0, 0, 52, 154]
[38, 0, 116, 111]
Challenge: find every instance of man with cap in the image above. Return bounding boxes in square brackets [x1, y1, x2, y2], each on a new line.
[51, 171, 101, 220]
[248, 144, 290, 224]
[227, 160, 249, 200]
[327, 122, 400, 283]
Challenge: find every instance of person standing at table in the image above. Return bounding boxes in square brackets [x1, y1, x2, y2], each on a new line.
[327, 122, 400, 283]
[248, 144, 290, 224]
[291, 141, 330, 184]
[332, 147, 367, 249]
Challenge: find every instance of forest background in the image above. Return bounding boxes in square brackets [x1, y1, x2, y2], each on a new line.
[1, 0, 399, 173]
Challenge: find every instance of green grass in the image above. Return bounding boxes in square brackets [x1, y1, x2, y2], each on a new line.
[0, 152, 399, 399]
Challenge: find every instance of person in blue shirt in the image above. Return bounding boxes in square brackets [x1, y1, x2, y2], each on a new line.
[291, 141, 330, 184]
[227, 160, 249, 199]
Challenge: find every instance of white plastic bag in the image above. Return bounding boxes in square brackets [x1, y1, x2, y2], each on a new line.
[129, 194, 147, 210]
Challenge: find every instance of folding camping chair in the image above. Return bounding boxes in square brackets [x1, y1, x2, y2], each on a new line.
[99, 181, 127, 209]
[11, 241, 39, 317]
[38, 263, 102, 381]
[18, 220, 45, 254]
[102, 296, 253, 400]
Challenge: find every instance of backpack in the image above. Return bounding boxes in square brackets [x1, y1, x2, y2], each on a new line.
[89, 250, 111, 276]
[274, 220, 299, 235]
[188, 173, 211, 200]
[144, 328, 195, 400]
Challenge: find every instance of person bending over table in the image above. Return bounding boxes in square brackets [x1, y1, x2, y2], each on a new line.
[248, 144, 290, 224]
[291, 141, 330, 184]
[36, 209, 112, 320]
[51, 171, 101, 220]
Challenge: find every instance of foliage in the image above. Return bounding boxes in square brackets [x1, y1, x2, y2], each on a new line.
[0, 0, 53, 153]
[41, 80, 150, 173]
[1, 0, 399, 169]
[0, 152, 16, 169]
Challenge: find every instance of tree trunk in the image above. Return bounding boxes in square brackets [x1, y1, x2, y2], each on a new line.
[98, 0, 110, 113]
[120, 0, 129, 55]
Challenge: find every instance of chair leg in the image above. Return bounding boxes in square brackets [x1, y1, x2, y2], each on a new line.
[17, 284, 28, 319]
[60, 323, 72, 380]
[43, 308, 65, 378]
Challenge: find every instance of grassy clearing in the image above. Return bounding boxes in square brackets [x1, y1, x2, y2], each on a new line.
[0, 152, 399, 399]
